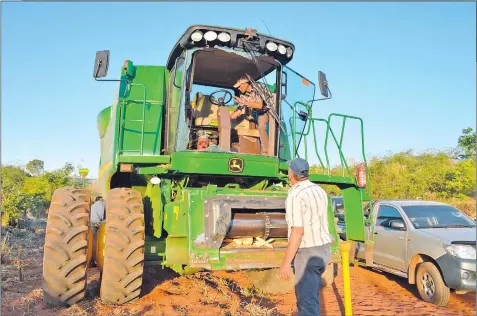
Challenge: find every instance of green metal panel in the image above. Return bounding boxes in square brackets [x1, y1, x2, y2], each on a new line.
[144, 182, 163, 238]
[164, 201, 187, 237]
[188, 189, 206, 242]
[119, 155, 171, 164]
[97, 101, 120, 196]
[341, 185, 366, 242]
[165, 237, 188, 265]
[171, 152, 278, 177]
[97, 106, 111, 139]
[119, 65, 167, 155]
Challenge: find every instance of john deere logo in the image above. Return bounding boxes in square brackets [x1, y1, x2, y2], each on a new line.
[228, 158, 244, 173]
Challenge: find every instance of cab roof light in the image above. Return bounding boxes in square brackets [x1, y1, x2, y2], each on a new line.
[204, 30, 218, 42]
[191, 31, 203, 42]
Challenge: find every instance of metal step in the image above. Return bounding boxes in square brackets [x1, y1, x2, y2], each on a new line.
[372, 263, 408, 278]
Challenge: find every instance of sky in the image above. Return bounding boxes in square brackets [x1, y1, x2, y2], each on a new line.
[2, 2, 476, 177]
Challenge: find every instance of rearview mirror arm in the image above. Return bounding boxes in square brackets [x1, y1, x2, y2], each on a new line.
[94, 78, 130, 83]
[307, 87, 332, 107]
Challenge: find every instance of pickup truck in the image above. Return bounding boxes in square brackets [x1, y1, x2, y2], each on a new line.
[340, 199, 476, 306]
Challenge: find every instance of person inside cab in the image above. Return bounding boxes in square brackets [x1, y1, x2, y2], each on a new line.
[230, 76, 273, 156]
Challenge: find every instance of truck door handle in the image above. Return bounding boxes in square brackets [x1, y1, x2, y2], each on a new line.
[398, 237, 404, 240]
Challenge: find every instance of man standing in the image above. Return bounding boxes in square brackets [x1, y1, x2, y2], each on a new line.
[230, 76, 272, 155]
[90, 196, 105, 230]
[279, 157, 332, 316]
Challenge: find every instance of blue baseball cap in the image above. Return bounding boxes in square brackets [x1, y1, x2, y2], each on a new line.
[286, 158, 309, 177]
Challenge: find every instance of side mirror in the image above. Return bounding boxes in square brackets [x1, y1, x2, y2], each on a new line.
[93, 50, 110, 79]
[318, 71, 329, 98]
[390, 220, 406, 231]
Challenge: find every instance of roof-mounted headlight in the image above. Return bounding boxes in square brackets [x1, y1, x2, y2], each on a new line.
[204, 31, 218, 42]
[278, 44, 286, 55]
[266, 41, 278, 52]
[218, 32, 231, 42]
[191, 31, 203, 42]
[286, 47, 293, 58]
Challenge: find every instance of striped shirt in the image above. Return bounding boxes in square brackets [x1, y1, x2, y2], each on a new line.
[285, 180, 333, 248]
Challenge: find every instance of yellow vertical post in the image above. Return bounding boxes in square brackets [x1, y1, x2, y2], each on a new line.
[339, 241, 353, 316]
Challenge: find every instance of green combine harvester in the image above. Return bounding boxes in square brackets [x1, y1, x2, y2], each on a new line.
[42, 25, 373, 307]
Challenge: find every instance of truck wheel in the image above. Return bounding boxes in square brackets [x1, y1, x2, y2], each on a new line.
[100, 188, 145, 305]
[42, 188, 91, 307]
[416, 262, 450, 306]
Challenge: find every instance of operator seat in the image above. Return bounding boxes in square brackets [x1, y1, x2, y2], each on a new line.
[191, 92, 219, 127]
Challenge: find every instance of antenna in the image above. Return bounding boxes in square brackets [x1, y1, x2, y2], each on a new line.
[261, 20, 273, 37]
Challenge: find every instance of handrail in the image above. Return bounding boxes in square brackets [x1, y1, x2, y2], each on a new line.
[309, 118, 329, 173]
[324, 125, 350, 177]
[328, 113, 367, 166]
[287, 103, 369, 189]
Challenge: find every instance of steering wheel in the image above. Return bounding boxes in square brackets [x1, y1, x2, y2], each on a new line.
[209, 89, 233, 106]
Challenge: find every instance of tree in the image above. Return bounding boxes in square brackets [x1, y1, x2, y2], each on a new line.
[313, 150, 476, 202]
[1, 165, 31, 225]
[23, 162, 75, 216]
[456, 127, 476, 160]
[2, 162, 76, 226]
[25, 159, 44, 176]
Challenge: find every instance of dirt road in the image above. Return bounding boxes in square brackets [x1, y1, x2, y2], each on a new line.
[1, 227, 475, 316]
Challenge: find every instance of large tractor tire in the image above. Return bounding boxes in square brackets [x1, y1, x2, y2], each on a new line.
[100, 188, 145, 305]
[42, 188, 91, 307]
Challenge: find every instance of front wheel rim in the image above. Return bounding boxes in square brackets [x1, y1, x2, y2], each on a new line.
[421, 272, 436, 299]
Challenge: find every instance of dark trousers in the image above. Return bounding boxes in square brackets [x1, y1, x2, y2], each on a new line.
[257, 112, 269, 155]
[293, 244, 331, 316]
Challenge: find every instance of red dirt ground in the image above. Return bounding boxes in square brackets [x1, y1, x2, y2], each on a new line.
[1, 227, 475, 316]
[2, 264, 475, 316]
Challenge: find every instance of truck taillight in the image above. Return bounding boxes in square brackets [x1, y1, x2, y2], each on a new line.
[356, 163, 367, 188]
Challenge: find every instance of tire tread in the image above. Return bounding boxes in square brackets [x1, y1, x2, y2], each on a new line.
[42, 187, 91, 307]
[100, 188, 145, 305]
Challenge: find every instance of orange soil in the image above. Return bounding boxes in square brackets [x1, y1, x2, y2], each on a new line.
[2, 262, 475, 316]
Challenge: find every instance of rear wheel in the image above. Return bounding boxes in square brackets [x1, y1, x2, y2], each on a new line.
[42, 188, 91, 307]
[416, 262, 450, 306]
[100, 188, 145, 305]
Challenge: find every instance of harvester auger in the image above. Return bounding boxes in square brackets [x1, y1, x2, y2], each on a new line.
[42, 25, 373, 306]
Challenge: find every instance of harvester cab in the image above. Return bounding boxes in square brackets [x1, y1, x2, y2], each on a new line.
[42, 25, 373, 307]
